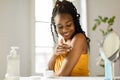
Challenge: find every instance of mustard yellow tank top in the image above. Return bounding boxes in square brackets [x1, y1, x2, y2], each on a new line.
[54, 53, 89, 76]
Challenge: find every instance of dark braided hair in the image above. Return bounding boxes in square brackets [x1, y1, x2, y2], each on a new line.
[51, 0, 90, 47]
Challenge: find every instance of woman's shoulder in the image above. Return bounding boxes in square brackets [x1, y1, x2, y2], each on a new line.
[71, 33, 88, 49]
[72, 33, 86, 41]
[71, 33, 88, 54]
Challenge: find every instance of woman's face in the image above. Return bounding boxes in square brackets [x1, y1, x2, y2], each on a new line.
[54, 13, 75, 40]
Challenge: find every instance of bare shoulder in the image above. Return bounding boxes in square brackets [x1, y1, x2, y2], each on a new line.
[71, 33, 88, 53]
[72, 33, 87, 43]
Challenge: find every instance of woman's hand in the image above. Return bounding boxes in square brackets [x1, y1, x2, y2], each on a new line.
[54, 40, 72, 56]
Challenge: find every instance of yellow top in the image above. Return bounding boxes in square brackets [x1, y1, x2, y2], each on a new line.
[54, 53, 89, 76]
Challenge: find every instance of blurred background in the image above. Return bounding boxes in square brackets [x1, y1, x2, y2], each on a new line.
[0, 0, 120, 80]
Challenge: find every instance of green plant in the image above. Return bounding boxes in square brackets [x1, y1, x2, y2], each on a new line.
[92, 16, 116, 68]
[92, 16, 115, 36]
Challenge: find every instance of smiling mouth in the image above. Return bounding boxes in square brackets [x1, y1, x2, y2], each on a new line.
[63, 33, 70, 38]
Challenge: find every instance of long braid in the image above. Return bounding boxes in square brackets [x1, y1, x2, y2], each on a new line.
[50, 24, 56, 43]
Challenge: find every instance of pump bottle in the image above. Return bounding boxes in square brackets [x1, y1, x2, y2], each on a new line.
[5, 46, 20, 80]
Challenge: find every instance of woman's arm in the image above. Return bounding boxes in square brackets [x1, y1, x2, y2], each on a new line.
[54, 33, 88, 76]
[48, 53, 58, 70]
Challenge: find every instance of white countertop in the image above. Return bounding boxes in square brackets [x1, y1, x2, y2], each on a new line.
[6, 76, 120, 80]
[20, 76, 105, 80]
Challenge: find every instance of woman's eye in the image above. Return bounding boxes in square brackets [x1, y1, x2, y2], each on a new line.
[66, 23, 71, 27]
[57, 25, 63, 29]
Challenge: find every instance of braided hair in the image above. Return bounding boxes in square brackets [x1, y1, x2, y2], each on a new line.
[51, 0, 90, 46]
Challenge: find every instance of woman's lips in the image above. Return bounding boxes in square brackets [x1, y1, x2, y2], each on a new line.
[63, 33, 70, 38]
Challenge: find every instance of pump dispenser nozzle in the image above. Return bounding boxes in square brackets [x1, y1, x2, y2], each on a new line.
[10, 46, 19, 57]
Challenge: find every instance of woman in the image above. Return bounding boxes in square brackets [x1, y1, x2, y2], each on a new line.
[48, 0, 90, 76]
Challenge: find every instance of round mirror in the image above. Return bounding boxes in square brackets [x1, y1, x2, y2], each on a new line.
[102, 31, 120, 62]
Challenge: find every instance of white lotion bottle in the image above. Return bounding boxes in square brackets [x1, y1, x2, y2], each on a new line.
[5, 46, 20, 80]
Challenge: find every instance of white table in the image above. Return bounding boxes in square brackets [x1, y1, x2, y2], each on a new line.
[20, 76, 120, 80]
[20, 76, 105, 80]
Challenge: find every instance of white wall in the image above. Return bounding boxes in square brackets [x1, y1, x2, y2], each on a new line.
[0, 0, 31, 79]
[87, 0, 120, 76]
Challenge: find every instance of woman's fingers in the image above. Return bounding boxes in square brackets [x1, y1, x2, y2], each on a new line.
[56, 45, 72, 54]
[55, 42, 73, 56]
[58, 44, 70, 49]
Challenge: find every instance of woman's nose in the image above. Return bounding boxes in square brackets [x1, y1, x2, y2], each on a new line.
[62, 27, 68, 32]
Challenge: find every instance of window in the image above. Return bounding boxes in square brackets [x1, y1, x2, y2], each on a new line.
[32, 0, 87, 75]
[35, 0, 54, 74]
